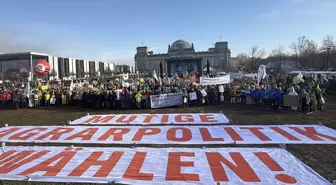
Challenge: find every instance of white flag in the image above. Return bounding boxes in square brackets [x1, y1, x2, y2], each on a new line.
[159, 76, 162, 86]
[27, 72, 32, 82]
[257, 65, 267, 84]
[297, 72, 303, 79]
[69, 80, 75, 91]
[23, 82, 30, 98]
[122, 80, 130, 87]
[152, 70, 159, 82]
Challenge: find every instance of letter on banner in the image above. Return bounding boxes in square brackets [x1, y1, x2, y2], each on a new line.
[166, 152, 199, 181]
[70, 113, 230, 125]
[0, 147, 332, 185]
[1, 125, 336, 144]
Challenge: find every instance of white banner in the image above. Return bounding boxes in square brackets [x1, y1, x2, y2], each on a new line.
[150, 92, 183, 108]
[0, 146, 331, 185]
[0, 125, 335, 144]
[70, 113, 229, 125]
[200, 75, 230, 85]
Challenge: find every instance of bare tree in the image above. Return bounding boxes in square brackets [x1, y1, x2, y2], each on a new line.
[320, 35, 336, 69]
[270, 45, 286, 73]
[250, 45, 266, 71]
[235, 53, 249, 71]
[321, 35, 336, 49]
[306, 40, 320, 69]
[271, 45, 285, 58]
[290, 36, 312, 69]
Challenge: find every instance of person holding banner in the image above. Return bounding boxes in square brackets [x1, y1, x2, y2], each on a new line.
[189, 87, 198, 107]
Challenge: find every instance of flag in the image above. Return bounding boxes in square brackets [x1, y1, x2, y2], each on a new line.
[152, 70, 159, 82]
[69, 80, 75, 91]
[257, 65, 267, 85]
[27, 72, 32, 82]
[159, 76, 162, 86]
[23, 82, 30, 98]
[297, 72, 303, 79]
[122, 80, 130, 87]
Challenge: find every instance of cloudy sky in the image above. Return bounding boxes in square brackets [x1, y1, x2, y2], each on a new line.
[0, 0, 335, 65]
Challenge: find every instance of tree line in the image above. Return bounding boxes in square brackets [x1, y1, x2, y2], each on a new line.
[234, 35, 336, 73]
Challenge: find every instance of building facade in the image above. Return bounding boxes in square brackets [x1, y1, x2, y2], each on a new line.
[0, 52, 118, 80]
[116, 65, 136, 74]
[135, 40, 232, 75]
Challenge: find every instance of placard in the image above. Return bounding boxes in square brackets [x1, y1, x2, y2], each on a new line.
[0, 125, 335, 144]
[189, 92, 197, 100]
[284, 95, 300, 107]
[150, 92, 183, 108]
[0, 147, 330, 185]
[71, 113, 230, 125]
[218, 85, 224, 93]
[200, 89, 207, 97]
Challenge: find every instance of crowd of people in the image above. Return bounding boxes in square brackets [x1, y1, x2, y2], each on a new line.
[0, 73, 331, 114]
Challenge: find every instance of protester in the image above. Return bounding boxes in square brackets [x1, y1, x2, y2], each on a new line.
[0, 72, 331, 114]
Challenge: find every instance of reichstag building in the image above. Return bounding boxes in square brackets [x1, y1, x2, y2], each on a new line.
[135, 39, 231, 76]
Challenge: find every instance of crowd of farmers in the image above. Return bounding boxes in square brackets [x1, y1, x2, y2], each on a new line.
[0, 73, 331, 113]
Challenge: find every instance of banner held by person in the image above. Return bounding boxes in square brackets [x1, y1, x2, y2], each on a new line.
[150, 92, 183, 108]
[70, 113, 230, 125]
[0, 125, 335, 144]
[0, 146, 331, 185]
[200, 75, 230, 85]
[189, 92, 197, 100]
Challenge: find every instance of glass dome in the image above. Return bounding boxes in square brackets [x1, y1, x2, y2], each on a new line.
[171, 40, 192, 50]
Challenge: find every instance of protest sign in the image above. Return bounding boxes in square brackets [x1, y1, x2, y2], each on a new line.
[150, 92, 183, 108]
[71, 113, 230, 125]
[200, 89, 207, 97]
[218, 85, 224, 93]
[200, 75, 230, 85]
[0, 125, 335, 144]
[0, 146, 330, 185]
[189, 92, 197, 100]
